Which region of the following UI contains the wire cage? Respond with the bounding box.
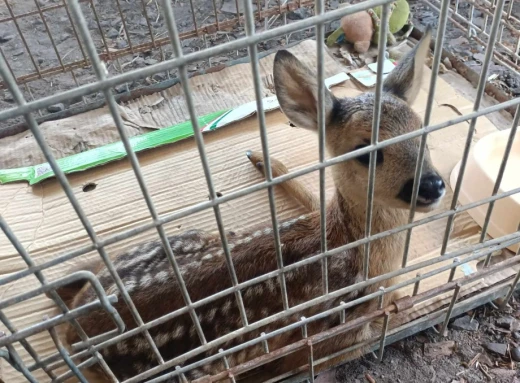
[1,0,520,382]
[426,0,520,73]
[0,0,321,131]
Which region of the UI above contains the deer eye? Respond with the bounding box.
[354,145,384,166]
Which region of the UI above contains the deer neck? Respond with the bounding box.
[333,189,409,279]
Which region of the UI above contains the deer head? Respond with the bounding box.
[273,28,445,213]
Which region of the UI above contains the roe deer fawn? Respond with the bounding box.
[53,28,445,382]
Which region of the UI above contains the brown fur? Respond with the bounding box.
[53,29,442,382]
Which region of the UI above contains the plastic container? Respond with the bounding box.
[450,127,520,253]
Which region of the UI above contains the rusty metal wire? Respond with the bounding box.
[1,0,520,382]
[0,0,314,91]
[426,0,520,73]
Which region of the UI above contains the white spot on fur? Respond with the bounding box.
[263,228,272,235]
[172,240,182,251]
[202,254,213,261]
[154,333,171,347]
[252,230,262,238]
[106,284,118,296]
[222,300,232,314]
[172,325,185,339]
[206,308,218,322]
[155,270,169,281]
[266,280,276,293]
[182,242,195,252]
[132,337,149,354]
[125,278,138,294]
[140,274,153,288]
[116,341,129,354]
[121,246,162,270]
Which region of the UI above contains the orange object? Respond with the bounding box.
[340,10,374,53]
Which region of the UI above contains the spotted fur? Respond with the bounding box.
[53,29,442,382]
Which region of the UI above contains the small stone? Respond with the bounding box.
[220,0,257,15]
[110,17,122,27]
[37,58,44,65]
[116,40,128,49]
[152,73,166,82]
[12,50,24,57]
[287,7,312,20]
[106,28,120,39]
[511,347,520,362]
[496,316,518,330]
[451,316,479,331]
[473,53,486,63]
[0,34,14,44]
[47,103,65,113]
[144,58,158,65]
[478,353,494,367]
[485,342,508,357]
[424,341,455,358]
[60,33,71,42]
[314,369,335,383]
[88,19,97,30]
[415,334,429,343]
[514,331,520,340]
[2,90,14,102]
[490,368,516,379]
[114,84,128,94]
[134,57,145,67]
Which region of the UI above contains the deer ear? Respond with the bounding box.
[273,50,336,131]
[383,27,432,104]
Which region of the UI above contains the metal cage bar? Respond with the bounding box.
[243,0,290,310]
[401,0,451,268]
[363,3,390,281]
[316,0,328,296]
[1,0,520,382]
[441,0,507,255]
[0,0,316,91]
[160,0,250,328]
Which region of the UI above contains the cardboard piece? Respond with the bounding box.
[0,72,349,185]
[349,59,397,88]
[0,41,513,383]
[0,40,346,170]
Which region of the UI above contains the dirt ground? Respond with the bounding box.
[1,0,520,382]
[2,0,518,130]
[332,291,520,383]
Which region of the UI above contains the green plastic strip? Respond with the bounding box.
[0,109,228,185]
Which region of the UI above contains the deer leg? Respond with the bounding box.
[46,259,104,308]
[246,150,320,213]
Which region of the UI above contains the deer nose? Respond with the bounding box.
[398,174,445,205]
[418,174,445,202]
